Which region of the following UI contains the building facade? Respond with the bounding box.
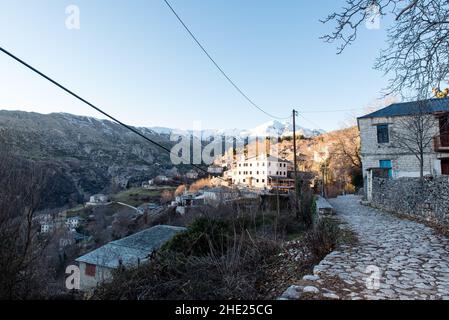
[358,98,449,192]
[225,155,294,190]
[75,225,186,291]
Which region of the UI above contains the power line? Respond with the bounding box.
[299,113,324,130]
[0,46,221,180]
[300,108,365,113]
[162,0,290,120]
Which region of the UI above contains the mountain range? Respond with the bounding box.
[0,110,324,209]
[149,120,325,141]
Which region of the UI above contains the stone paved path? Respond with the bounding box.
[313,195,449,300]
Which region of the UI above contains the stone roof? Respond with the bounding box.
[243,155,292,163]
[75,225,186,268]
[358,98,449,120]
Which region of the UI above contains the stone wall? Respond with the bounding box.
[371,176,449,226]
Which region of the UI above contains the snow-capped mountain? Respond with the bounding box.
[148,120,325,141]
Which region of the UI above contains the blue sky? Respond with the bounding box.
[0,0,393,131]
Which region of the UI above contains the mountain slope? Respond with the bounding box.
[0,110,176,208]
[0,110,325,209]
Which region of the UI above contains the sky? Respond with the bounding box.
[0,0,394,132]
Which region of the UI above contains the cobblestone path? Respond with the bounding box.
[312,195,449,300]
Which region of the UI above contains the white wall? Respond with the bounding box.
[79,262,113,291]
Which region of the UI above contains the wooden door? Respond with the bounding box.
[439,115,449,147]
[442,159,449,175]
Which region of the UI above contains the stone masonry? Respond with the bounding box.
[280,195,449,300]
[372,176,449,226]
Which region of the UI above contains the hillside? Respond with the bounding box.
[0,110,176,208]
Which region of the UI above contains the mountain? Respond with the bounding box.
[0,110,324,209]
[0,110,178,209]
[240,120,325,138]
[148,120,324,141]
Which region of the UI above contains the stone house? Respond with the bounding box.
[86,194,110,206]
[203,187,239,205]
[185,170,199,179]
[357,98,449,197]
[75,225,186,291]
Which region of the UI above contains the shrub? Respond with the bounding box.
[93,234,280,300]
[304,217,340,263]
[161,217,232,256]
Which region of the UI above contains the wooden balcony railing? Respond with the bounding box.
[434,134,449,152]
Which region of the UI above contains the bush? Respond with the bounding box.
[93,234,280,300]
[161,217,232,256]
[304,217,340,263]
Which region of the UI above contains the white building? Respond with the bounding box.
[40,222,54,234]
[66,216,85,230]
[185,170,199,179]
[225,155,293,190]
[86,194,110,206]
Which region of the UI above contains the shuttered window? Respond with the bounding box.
[377,124,389,143]
[85,263,96,277]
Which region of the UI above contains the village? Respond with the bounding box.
[2,0,449,307]
[25,95,449,299]
[34,148,324,291]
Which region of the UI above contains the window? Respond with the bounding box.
[262,179,265,183]
[379,160,393,178]
[377,124,389,143]
[85,263,96,277]
[256,179,259,183]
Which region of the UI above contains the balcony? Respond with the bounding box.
[434,134,449,152]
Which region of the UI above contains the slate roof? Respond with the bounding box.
[245,155,291,163]
[75,225,186,268]
[204,187,235,193]
[358,98,449,120]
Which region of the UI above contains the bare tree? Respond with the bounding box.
[322,0,449,97]
[390,100,438,179]
[0,151,52,299]
[332,127,362,170]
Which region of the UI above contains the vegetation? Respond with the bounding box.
[111,187,166,207]
[93,188,341,300]
[188,178,213,193]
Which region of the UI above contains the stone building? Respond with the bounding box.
[358,98,449,196]
[75,225,186,291]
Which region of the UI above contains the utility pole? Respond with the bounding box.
[292,109,299,219]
